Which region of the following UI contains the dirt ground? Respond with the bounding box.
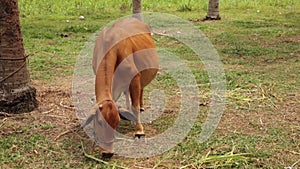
[1,78,76,138]
[1,73,299,168]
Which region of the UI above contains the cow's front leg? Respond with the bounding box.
[140,88,145,112]
[130,73,144,138]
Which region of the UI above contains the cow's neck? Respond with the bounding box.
[95,53,117,104]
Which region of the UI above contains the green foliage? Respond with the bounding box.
[178,0,193,12]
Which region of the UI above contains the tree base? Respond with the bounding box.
[0,86,38,114]
[189,15,221,23]
[203,15,221,21]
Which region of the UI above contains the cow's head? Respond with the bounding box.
[85,100,120,158]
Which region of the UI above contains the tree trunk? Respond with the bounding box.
[132,0,143,21]
[205,0,221,20]
[0,0,38,113]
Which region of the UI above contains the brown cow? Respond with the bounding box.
[87,18,158,158]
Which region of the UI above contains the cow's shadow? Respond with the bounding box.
[116,120,136,135]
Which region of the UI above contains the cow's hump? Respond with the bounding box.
[93,18,151,74]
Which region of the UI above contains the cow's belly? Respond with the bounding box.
[140,68,158,88]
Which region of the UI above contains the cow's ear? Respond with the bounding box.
[83,114,95,128]
[99,104,103,111]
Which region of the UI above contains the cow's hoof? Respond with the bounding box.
[102,152,114,159]
[134,134,145,139]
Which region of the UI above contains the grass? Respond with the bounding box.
[18,0,300,16]
[0,0,299,168]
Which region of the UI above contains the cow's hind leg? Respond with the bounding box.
[130,73,145,138]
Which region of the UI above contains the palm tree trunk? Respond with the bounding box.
[205,0,221,20]
[132,0,143,21]
[0,0,38,113]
